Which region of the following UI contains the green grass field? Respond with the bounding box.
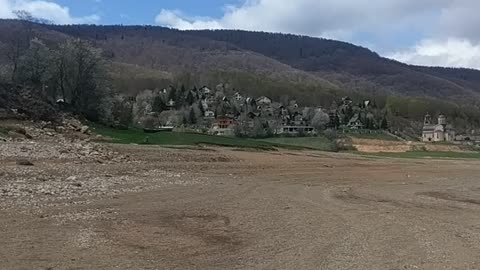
[360,151,480,160]
[92,126,304,150]
[257,136,336,151]
[91,126,480,159]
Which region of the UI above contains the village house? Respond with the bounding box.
[261,106,275,117]
[256,96,272,106]
[363,100,375,109]
[232,92,244,101]
[276,125,316,136]
[275,104,288,116]
[202,86,212,95]
[204,110,215,118]
[347,114,365,129]
[167,99,176,110]
[342,96,353,106]
[210,116,235,136]
[422,113,455,142]
[238,112,258,129]
[205,95,215,106]
[201,99,209,110]
[291,114,305,126]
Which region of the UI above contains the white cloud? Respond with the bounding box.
[387,0,480,68]
[0,0,99,24]
[155,0,445,40]
[155,10,222,30]
[437,0,480,42]
[154,0,480,68]
[0,0,15,18]
[388,38,480,69]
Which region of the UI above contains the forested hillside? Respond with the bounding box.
[40,23,480,101]
[189,30,480,100]
[2,19,480,132]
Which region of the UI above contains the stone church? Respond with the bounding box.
[422,113,455,142]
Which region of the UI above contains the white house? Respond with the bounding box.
[202,87,212,95]
[276,125,316,136]
[233,92,243,101]
[204,110,215,118]
[256,96,272,106]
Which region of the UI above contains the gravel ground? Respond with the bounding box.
[2,131,480,269]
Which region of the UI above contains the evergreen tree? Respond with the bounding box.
[197,102,205,116]
[216,104,226,116]
[381,118,389,129]
[186,91,195,105]
[189,108,197,125]
[343,114,350,125]
[152,96,166,112]
[175,85,187,108]
[346,106,354,119]
[168,86,176,102]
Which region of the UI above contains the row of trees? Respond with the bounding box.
[0,34,393,137]
[2,34,111,121]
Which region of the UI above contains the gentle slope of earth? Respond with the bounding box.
[2,140,480,269]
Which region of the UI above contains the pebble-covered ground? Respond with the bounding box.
[2,121,480,270]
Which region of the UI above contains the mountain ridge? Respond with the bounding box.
[2,19,480,105]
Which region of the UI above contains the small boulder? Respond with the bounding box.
[55,126,66,133]
[7,130,24,139]
[13,127,27,135]
[80,126,90,134]
[16,159,34,166]
[66,176,77,181]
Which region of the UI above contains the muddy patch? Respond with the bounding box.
[104,210,246,263]
[418,191,480,206]
[333,188,399,206]
[334,188,461,210]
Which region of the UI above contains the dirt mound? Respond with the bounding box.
[351,138,412,153]
[352,137,473,153]
[0,83,59,121]
[0,119,132,164]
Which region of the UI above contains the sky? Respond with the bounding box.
[1,0,480,69]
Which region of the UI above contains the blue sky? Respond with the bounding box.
[54,0,242,25]
[30,0,422,53]
[1,0,480,69]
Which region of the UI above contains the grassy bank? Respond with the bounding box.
[93,126,303,150]
[257,136,336,151]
